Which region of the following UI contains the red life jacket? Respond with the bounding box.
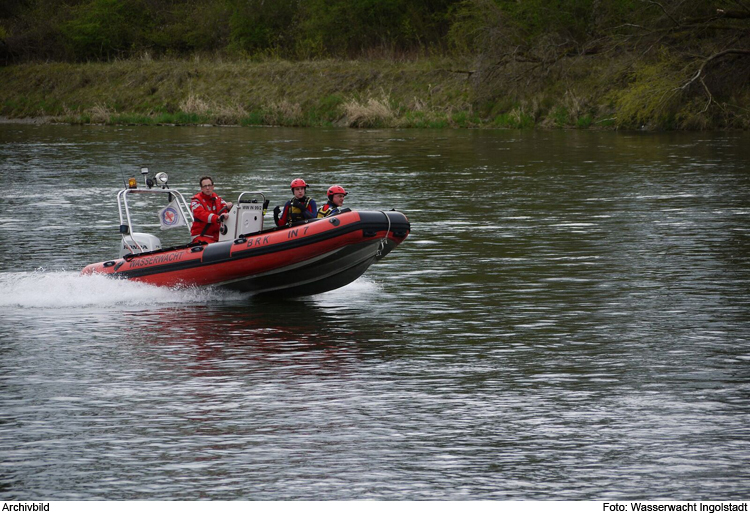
[190,191,228,242]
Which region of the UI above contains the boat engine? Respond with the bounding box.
[119,232,162,257]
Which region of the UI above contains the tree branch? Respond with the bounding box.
[681,48,750,90]
[644,1,681,26]
[679,49,750,112]
[699,76,713,113]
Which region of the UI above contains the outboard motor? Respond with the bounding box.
[120,232,162,257]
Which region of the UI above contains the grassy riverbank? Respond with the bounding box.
[1,55,748,130]
[0,57,481,128]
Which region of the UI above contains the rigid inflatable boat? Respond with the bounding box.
[81,169,410,296]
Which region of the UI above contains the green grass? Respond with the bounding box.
[1,55,747,130]
[493,109,535,129]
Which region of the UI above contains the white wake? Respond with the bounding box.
[0,270,244,308]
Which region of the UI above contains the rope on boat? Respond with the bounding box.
[377,211,391,257]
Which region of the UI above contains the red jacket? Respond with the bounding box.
[190,191,229,242]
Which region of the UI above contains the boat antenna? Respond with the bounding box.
[116,154,128,189]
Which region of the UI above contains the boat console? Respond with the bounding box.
[218,192,268,242]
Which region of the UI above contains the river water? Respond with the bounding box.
[0,124,749,500]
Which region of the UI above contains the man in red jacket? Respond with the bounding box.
[190,176,233,244]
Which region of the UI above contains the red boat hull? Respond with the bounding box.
[81,210,410,296]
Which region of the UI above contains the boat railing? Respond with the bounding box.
[117,186,193,255]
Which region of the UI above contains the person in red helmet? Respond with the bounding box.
[190,175,233,244]
[274,178,318,227]
[317,185,348,218]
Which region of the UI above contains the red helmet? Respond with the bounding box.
[327,185,348,199]
[290,178,308,190]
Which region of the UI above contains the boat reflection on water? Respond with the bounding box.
[116,298,376,379]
